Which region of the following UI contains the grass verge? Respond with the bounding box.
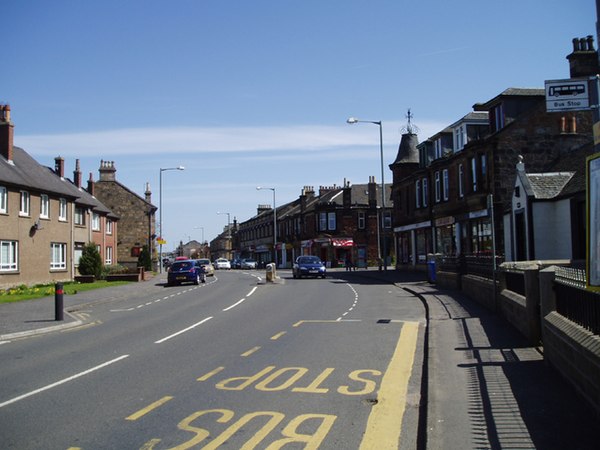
[0,280,131,304]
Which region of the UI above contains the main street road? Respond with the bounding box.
[0,270,426,449]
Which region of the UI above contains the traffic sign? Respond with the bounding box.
[545,77,591,112]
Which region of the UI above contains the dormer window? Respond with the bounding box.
[434,139,443,159]
[491,103,505,133]
[454,125,466,152]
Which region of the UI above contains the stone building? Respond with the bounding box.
[93,160,157,270]
[389,36,597,268]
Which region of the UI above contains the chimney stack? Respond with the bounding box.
[55,156,65,178]
[0,104,14,162]
[145,182,152,203]
[87,173,95,196]
[368,176,377,207]
[567,35,600,78]
[74,159,82,188]
[99,160,117,181]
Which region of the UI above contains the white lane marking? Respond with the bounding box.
[223,299,245,312]
[337,282,360,321]
[0,355,130,409]
[222,286,260,311]
[154,317,213,344]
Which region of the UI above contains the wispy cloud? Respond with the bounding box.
[15,121,448,158]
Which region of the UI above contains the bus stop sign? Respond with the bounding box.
[545,77,591,112]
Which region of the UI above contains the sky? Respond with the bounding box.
[3,0,594,251]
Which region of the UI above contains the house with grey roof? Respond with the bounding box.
[504,143,592,262]
[0,105,118,289]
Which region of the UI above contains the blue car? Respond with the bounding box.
[292,256,327,279]
[167,259,206,286]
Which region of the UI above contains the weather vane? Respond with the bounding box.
[401,108,419,134]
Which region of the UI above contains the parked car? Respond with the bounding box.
[231,259,242,269]
[167,260,206,286]
[196,258,215,276]
[293,256,327,279]
[240,258,257,269]
[214,258,231,270]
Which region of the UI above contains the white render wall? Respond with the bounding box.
[532,199,572,259]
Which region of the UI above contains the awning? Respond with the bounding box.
[332,238,354,247]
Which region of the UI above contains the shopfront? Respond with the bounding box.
[394,221,432,267]
[434,216,457,256]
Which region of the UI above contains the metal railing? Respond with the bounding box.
[437,254,504,280]
[554,267,600,335]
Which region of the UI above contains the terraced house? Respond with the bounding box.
[0,105,118,289]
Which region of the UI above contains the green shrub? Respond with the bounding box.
[137,245,152,271]
[78,243,103,278]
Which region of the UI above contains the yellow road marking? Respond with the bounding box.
[360,321,420,449]
[270,331,287,340]
[126,396,174,421]
[197,366,225,382]
[241,346,261,357]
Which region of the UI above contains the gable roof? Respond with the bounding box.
[0,147,79,199]
[525,172,575,199]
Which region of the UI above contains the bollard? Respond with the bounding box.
[266,263,274,282]
[55,282,64,321]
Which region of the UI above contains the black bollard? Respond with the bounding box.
[55,282,64,321]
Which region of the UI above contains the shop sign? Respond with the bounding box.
[468,209,488,219]
[434,216,455,227]
[393,220,431,232]
[332,238,354,247]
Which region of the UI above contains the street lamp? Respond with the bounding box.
[159,166,185,273]
[347,117,387,270]
[217,212,231,259]
[256,186,277,267]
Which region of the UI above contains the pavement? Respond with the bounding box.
[0,275,165,340]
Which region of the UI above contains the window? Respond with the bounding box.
[383,211,392,228]
[106,220,113,234]
[40,194,49,218]
[0,186,7,213]
[454,125,466,151]
[105,246,113,265]
[434,139,443,159]
[327,212,336,230]
[50,243,67,270]
[458,164,465,198]
[480,154,487,187]
[415,180,421,208]
[20,191,30,216]
[317,212,326,231]
[443,169,449,201]
[75,207,85,225]
[358,212,365,229]
[1,240,18,271]
[59,198,67,221]
[92,212,100,231]
[435,171,441,203]
[471,158,478,192]
[422,178,428,207]
[492,103,504,132]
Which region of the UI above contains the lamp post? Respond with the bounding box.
[256,186,277,267]
[159,166,185,273]
[217,212,231,259]
[347,117,387,270]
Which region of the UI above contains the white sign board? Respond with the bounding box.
[545,78,590,112]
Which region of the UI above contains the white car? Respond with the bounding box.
[240,258,257,269]
[214,258,231,270]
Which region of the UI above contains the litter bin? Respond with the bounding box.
[427,259,436,282]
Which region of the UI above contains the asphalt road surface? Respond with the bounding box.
[0,270,426,449]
